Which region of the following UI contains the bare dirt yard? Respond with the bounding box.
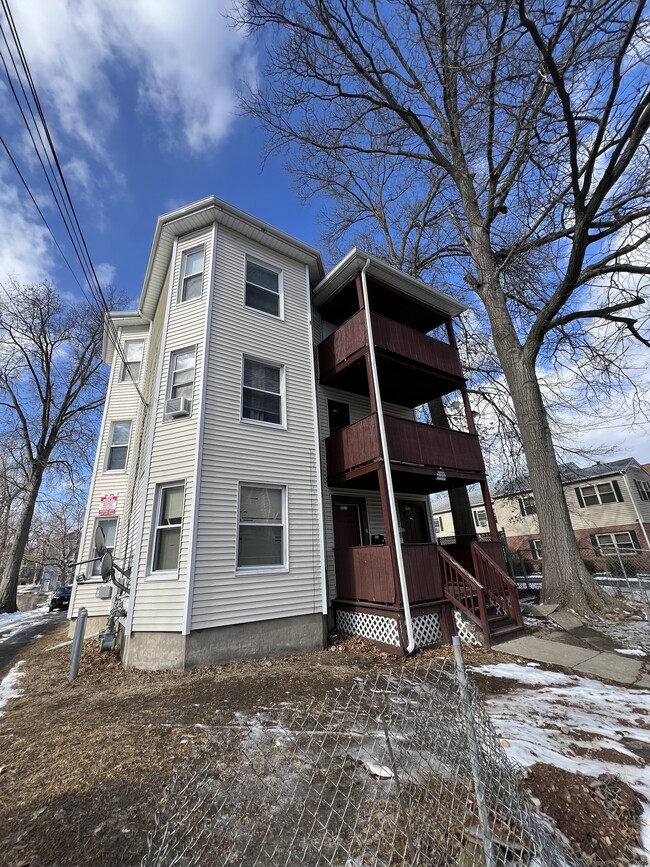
[0,625,646,866]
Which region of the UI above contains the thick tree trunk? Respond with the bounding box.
[0,465,44,614]
[498,352,614,611]
[427,399,477,542]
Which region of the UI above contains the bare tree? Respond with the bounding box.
[0,280,108,613]
[239,0,650,612]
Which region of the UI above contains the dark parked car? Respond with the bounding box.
[49,585,72,612]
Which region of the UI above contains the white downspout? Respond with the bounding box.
[622,474,650,550]
[360,260,415,654]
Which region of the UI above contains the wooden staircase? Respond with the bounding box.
[438,543,524,648]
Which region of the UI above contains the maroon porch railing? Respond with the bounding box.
[318,309,367,379]
[384,417,485,475]
[402,543,443,602]
[325,414,381,478]
[438,546,490,645]
[471,542,523,626]
[371,313,463,380]
[334,545,395,604]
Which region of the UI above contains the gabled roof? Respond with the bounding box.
[493,457,646,498]
[313,248,466,319]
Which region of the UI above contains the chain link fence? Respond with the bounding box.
[143,652,579,867]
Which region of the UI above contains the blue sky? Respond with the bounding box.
[1,0,648,466]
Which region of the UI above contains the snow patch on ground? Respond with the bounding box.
[0,608,50,644]
[0,661,25,716]
[471,662,650,854]
[615,648,647,657]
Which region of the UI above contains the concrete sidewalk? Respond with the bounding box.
[497,608,650,688]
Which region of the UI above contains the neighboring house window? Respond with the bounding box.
[245,260,282,317]
[434,516,444,533]
[92,517,117,576]
[473,509,487,528]
[635,479,650,502]
[576,481,623,507]
[237,484,286,570]
[529,539,542,560]
[242,358,283,425]
[120,340,144,382]
[519,495,537,516]
[179,247,204,302]
[168,347,196,402]
[150,483,185,573]
[106,421,131,471]
[592,532,640,556]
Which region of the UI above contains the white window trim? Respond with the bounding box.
[433,515,444,533]
[519,495,537,516]
[473,508,487,528]
[104,420,132,474]
[594,531,637,555]
[178,245,205,304]
[240,355,286,429]
[530,539,542,560]
[235,482,289,575]
[147,481,185,580]
[119,339,144,384]
[244,256,284,321]
[166,346,197,416]
[579,481,618,506]
[90,516,119,579]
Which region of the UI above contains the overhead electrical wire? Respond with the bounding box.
[0,0,146,404]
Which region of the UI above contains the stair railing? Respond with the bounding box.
[438,547,491,646]
[470,543,523,627]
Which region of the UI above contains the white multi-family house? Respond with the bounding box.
[70,197,521,669]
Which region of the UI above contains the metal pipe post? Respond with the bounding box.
[68,607,88,683]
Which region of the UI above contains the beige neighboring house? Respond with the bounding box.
[430,488,501,539]
[431,459,650,567]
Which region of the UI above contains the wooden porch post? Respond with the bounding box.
[480,479,499,542]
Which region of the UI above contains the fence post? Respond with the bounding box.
[452,636,496,867]
[69,607,87,683]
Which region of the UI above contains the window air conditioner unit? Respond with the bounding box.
[166,396,191,418]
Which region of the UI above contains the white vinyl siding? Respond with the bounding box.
[192,227,322,630]
[130,228,212,632]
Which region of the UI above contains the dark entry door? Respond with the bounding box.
[398,501,430,543]
[328,400,350,435]
[332,498,368,547]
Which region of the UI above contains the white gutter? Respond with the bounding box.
[305,264,329,615]
[360,260,415,654]
[622,474,650,550]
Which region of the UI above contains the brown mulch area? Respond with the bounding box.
[525,763,646,864]
[0,627,645,866]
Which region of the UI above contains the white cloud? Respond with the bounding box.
[11,0,256,155]
[0,172,55,286]
[95,262,116,286]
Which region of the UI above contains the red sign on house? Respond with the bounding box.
[99,493,118,516]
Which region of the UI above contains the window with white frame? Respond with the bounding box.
[594,532,638,556]
[473,508,487,528]
[106,420,131,471]
[529,539,542,560]
[635,478,650,502]
[150,483,185,574]
[92,517,117,576]
[245,260,282,317]
[519,495,537,516]
[168,347,196,402]
[433,515,444,533]
[179,247,204,302]
[237,485,286,570]
[578,481,620,506]
[242,358,283,425]
[120,339,144,382]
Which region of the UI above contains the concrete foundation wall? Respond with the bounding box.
[119,613,327,671]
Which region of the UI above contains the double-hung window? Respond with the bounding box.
[121,340,144,383]
[594,532,639,556]
[473,509,487,528]
[635,479,650,502]
[434,516,444,533]
[237,485,286,570]
[151,483,185,574]
[180,247,204,302]
[169,347,196,402]
[245,260,282,317]
[92,517,117,576]
[519,495,537,516]
[529,539,542,560]
[106,420,131,471]
[577,481,620,506]
[242,358,283,426]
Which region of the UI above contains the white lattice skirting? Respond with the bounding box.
[336,609,401,647]
[454,610,485,647]
[412,613,442,648]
